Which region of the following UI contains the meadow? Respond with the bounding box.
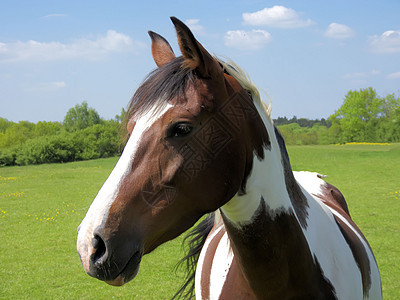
[0,144,399,299]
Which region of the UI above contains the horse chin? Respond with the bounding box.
[106,276,126,287]
[105,251,142,286]
[105,265,140,286]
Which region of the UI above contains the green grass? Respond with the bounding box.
[0,159,186,299]
[0,144,399,299]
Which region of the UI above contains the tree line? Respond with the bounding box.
[274,116,331,128]
[0,102,126,166]
[1,87,399,166]
[275,87,400,145]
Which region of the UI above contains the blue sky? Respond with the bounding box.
[1,0,400,123]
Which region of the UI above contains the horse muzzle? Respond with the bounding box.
[77,225,143,286]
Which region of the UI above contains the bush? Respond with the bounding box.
[0,101,126,166]
[15,134,78,165]
[0,122,122,166]
[0,148,17,166]
[74,123,121,159]
[277,123,330,145]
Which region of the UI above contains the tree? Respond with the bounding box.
[114,108,126,124]
[0,122,34,149]
[63,101,101,132]
[329,88,400,143]
[329,87,382,142]
[0,117,12,133]
[34,121,62,137]
[379,96,400,142]
[380,93,400,119]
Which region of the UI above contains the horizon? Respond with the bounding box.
[0,100,335,124]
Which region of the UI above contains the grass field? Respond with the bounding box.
[0,144,399,299]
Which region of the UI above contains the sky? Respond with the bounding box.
[1,0,400,123]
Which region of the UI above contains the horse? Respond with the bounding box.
[76,17,382,299]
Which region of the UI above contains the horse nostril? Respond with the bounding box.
[92,234,107,265]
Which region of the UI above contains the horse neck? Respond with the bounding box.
[221,103,301,225]
[219,104,317,298]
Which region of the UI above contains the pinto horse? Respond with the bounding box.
[77,17,382,299]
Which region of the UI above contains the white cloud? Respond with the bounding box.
[185,19,205,35]
[324,23,355,39]
[0,30,144,63]
[224,29,271,50]
[342,70,381,79]
[368,30,400,54]
[242,6,313,28]
[387,72,400,79]
[24,81,67,92]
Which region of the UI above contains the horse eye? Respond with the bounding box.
[169,123,193,138]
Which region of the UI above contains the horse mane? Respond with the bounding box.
[173,213,215,299]
[123,56,196,130]
[218,58,272,119]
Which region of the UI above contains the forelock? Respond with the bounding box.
[126,56,196,121]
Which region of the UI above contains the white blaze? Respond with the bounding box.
[76,104,172,270]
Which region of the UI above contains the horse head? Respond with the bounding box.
[76,17,269,286]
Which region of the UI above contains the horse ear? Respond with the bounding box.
[148,31,176,67]
[170,17,221,78]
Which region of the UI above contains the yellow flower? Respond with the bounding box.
[345,142,391,146]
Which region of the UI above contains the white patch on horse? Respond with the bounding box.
[76,104,172,270]
[294,172,363,299]
[295,171,382,299]
[328,207,382,299]
[293,171,326,196]
[221,108,292,226]
[209,232,233,300]
[195,225,224,300]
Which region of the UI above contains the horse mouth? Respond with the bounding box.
[105,250,143,286]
